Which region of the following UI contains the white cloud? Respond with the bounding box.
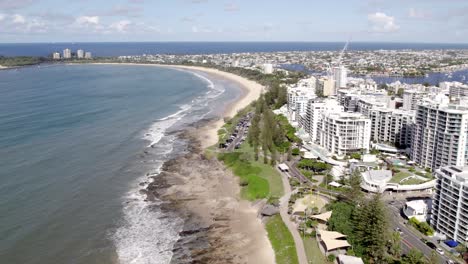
[12,14,26,24]
[368,12,400,33]
[75,16,100,26]
[0,14,5,22]
[110,20,132,32]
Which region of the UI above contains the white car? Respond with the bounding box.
[446,260,454,264]
[436,248,445,255]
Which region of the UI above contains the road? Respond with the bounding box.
[286,159,452,263]
[278,168,308,264]
[386,200,449,263]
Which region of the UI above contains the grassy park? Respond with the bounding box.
[266,215,299,264]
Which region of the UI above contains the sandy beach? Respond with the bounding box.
[93,63,264,148]
[94,62,276,263]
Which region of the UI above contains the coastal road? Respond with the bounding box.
[278,168,308,264]
[386,201,449,263]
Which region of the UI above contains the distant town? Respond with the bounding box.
[52,48,92,60]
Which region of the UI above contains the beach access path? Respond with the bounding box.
[278,168,308,264]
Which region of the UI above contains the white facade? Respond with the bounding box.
[442,82,468,99]
[84,52,92,59]
[403,200,430,222]
[287,84,315,122]
[333,65,347,91]
[77,49,84,59]
[403,90,427,111]
[369,108,415,148]
[411,99,468,170]
[52,52,60,60]
[63,48,71,59]
[318,111,371,156]
[432,166,468,244]
[263,63,274,74]
[303,99,343,142]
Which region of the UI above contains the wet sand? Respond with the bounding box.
[124,64,275,263]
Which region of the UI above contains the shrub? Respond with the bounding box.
[292,148,300,156]
[350,153,361,160]
[408,217,434,236]
[327,254,336,262]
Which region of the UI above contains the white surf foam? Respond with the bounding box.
[113,69,228,264]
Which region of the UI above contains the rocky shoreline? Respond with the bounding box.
[143,121,274,264]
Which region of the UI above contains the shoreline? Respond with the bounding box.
[109,62,275,263]
[91,62,264,148]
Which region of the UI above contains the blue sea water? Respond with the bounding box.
[1,42,468,57]
[0,64,242,263]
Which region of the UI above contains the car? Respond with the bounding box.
[446,260,455,264]
[436,248,445,255]
[394,227,403,234]
[426,241,437,249]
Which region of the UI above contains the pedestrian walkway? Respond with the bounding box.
[278,168,308,264]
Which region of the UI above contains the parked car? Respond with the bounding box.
[446,260,454,264]
[436,248,445,255]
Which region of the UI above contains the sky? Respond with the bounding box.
[0,0,467,43]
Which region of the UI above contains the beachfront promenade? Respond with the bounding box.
[278,168,308,264]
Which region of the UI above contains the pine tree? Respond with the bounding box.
[354,194,389,263]
[343,170,363,203]
[287,146,292,161]
[388,231,401,258]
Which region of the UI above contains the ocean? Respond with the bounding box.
[1,42,468,57]
[0,64,242,263]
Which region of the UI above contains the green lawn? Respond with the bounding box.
[303,236,328,264]
[390,171,412,183]
[236,142,284,198]
[401,178,428,185]
[266,215,299,264]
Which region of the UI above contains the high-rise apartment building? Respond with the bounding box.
[431,166,468,244]
[318,111,371,156]
[77,49,84,59]
[411,99,468,170]
[63,49,72,59]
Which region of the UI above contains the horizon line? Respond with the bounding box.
[1,41,468,45]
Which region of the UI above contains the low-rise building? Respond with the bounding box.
[403,200,430,222]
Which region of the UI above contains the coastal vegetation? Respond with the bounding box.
[218,142,284,201]
[266,215,299,264]
[327,194,391,263]
[0,56,46,67]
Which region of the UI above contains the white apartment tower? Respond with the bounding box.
[304,99,343,143]
[318,111,371,156]
[431,166,468,244]
[63,49,72,59]
[84,52,92,59]
[369,109,415,148]
[287,86,315,122]
[77,49,84,59]
[411,100,468,170]
[52,52,61,60]
[403,90,427,111]
[333,65,347,91]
